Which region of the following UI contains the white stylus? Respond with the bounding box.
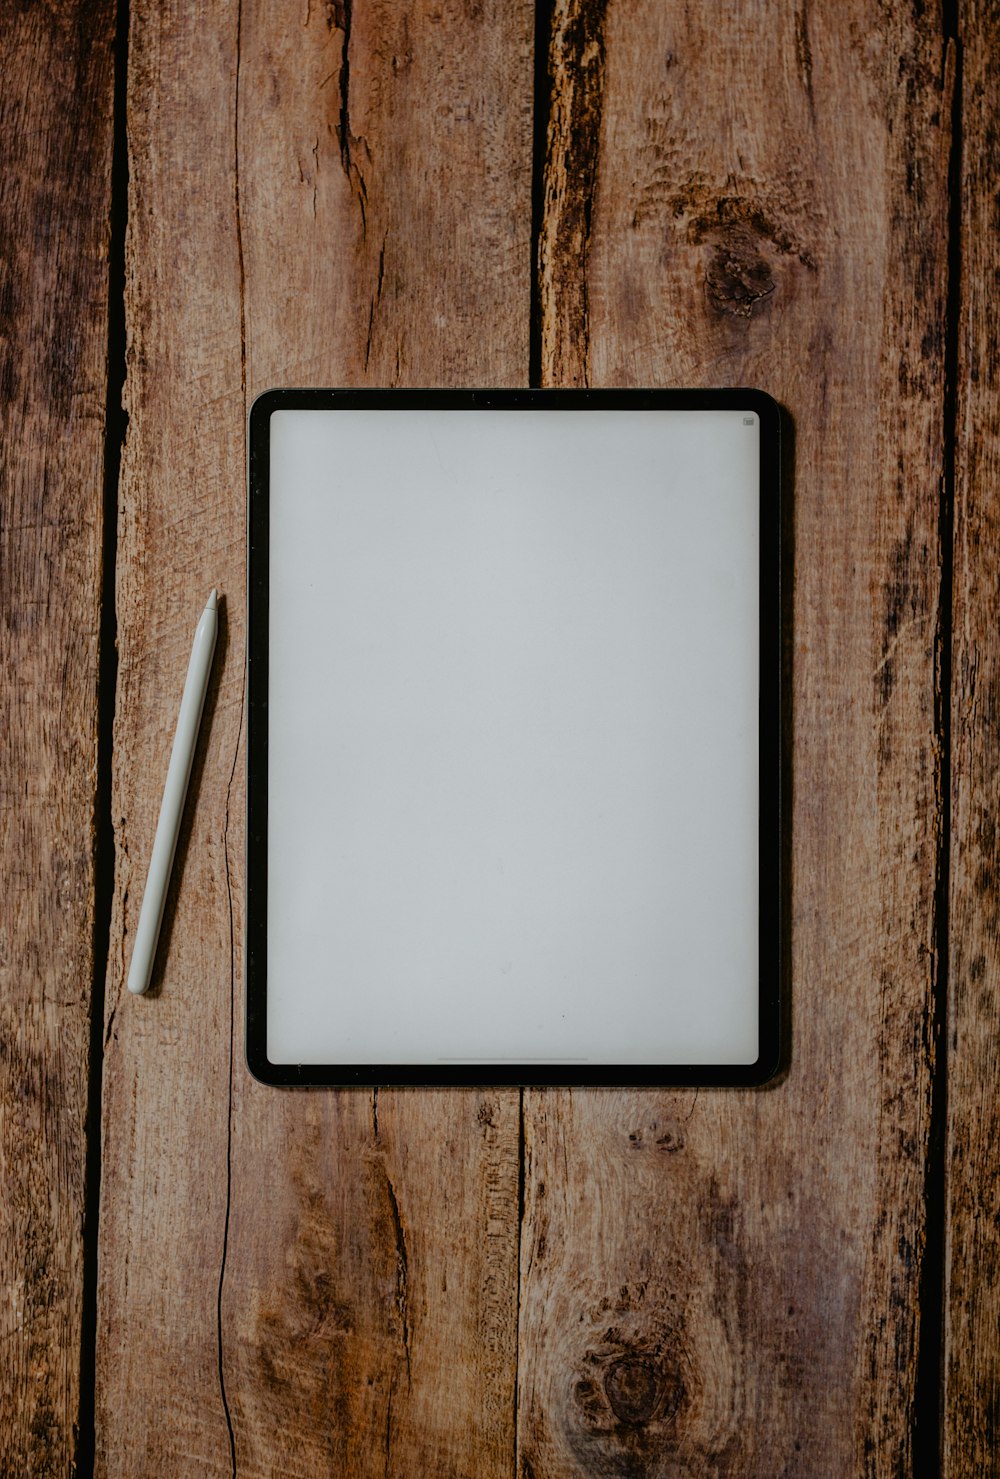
[127,589,219,995]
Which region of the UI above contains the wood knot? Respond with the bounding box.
[679,195,817,321]
[704,229,775,318]
[603,1355,682,1427]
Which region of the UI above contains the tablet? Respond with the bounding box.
[246,388,783,1086]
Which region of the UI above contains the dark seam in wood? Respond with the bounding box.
[561,0,607,385]
[234,0,248,415]
[218,649,244,1476]
[77,0,129,1470]
[540,0,607,387]
[513,1086,525,1474]
[216,2,246,1473]
[529,0,555,386]
[913,19,961,1479]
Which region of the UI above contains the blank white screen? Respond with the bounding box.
[266,408,759,1065]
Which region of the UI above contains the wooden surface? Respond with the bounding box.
[0,2,114,1472]
[945,0,1000,1469]
[2,0,997,1474]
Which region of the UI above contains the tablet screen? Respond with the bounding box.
[247,390,781,1085]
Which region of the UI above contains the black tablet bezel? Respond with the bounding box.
[246,387,785,1088]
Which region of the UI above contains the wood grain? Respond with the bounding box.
[521,3,951,1474]
[0,2,114,1472]
[96,0,532,1473]
[944,3,1000,1470]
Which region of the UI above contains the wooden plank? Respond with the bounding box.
[94,2,247,1466]
[96,1,532,1473]
[521,3,951,1474]
[944,4,1000,1470]
[0,2,114,1472]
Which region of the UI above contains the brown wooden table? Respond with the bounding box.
[3,1,996,1474]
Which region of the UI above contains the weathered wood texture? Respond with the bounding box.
[95,1,532,1474]
[0,2,114,1472]
[522,3,951,1475]
[945,3,1000,1471]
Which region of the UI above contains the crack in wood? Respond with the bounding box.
[382,1166,412,1390]
[795,3,816,120]
[335,0,353,177]
[383,1376,394,1477]
[103,999,117,1049]
[333,0,368,238]
[364,231,388,372]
